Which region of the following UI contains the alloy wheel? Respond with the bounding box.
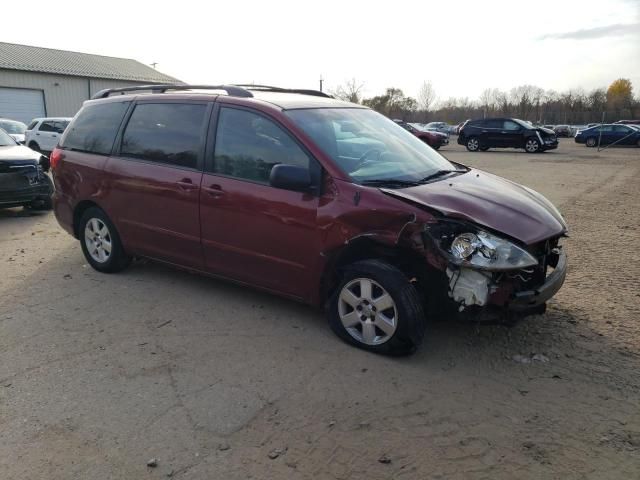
[467,138,479,151]
[84,218,112,263]
[338,278,398,346]
[525,139,539,152]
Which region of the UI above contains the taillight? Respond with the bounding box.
[50,147,63,170]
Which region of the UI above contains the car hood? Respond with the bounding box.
[537,127,555,135]
[0,144,41,162]
[381,169,567,245]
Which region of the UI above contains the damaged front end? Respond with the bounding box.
[423,219,567,318]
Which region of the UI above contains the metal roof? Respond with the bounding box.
[0,42,180,84]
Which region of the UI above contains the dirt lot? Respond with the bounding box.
[1,139,639,479]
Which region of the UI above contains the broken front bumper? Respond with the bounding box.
[0,172,53,208]
[508,250,567,310]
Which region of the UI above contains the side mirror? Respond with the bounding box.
[39,155,50,172]
[269,164,312,192]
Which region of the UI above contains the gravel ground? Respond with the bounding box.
[1,139,639,479]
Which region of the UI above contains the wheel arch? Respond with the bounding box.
[73,200,101,238]
[319,236,433,307]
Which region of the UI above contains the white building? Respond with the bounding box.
[0,42,180,124]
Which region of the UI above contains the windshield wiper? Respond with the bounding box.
[419,169,467,183]
[361,178,420,188]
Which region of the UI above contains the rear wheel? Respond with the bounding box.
[328,259,425,356]
[586,137,597,147]
[79,207,131,273]
[466,136,480,152]
[525,137,540,153]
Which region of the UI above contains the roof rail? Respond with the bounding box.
[232,84,332,98]
[91,84,253,100]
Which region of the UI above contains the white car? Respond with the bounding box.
[0,118,28,144]
[25,117,72,153]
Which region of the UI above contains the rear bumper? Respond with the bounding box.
[508,250,567,310]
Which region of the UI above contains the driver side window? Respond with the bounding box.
[213,108,310,184]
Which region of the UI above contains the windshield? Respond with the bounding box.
[285,108,455,183]
[0,128,17,146]
[0,120,27,135]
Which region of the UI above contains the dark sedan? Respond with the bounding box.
[574,124,640,147]
[0,128,53,210]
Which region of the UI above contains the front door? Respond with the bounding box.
[501,119,525,148]
[104,101,209,269]
[199,105,320,299]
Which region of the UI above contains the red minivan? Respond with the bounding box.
[52,85,568,355]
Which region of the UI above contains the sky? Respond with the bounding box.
[3,0,639,102]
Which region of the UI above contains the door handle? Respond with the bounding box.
[176,178,198,191]
[36,133,40,136]
[203,184,225,197]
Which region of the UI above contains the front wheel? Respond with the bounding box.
[586,137,597,148]
[328,260,426,355]
[28,141,41,153]
[79,207,131,273]
[524,137,540,153]
[466,136,480,152]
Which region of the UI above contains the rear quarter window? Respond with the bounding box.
[61,102,130,155]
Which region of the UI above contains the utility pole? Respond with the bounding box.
[150,62,158,69]
[319,75,324,92]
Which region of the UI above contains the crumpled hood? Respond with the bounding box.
[381,169,567,245]
[536,127,555,136]
[0,144,41,162]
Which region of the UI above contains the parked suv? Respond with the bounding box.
[52,85,568,355]
[0,128,53,210]
[25,117,72,153]
[458,118,558,153]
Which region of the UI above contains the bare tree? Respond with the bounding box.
[417,81,436,113]
[331,78,364,104]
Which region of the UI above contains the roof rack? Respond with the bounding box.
[233,84,332,98]
[91,84,253,100]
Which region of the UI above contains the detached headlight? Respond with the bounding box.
[449,231,538,270]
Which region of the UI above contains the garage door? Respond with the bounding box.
[0,88,46,124]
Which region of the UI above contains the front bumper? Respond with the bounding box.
[0,174,53,208]
[508,250,567,310]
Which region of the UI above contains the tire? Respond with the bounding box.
[328,259,426,356]
[466,136,480,152]
[479,146,490,151]
[28,141,41,153]
[637,138,640,148]
[585,137,597,148]
[524,137,540,153]
[79,207,131,273]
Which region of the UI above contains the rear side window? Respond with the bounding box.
[484,119,503,129]
[213,107,311,184]
[62,102,130,155]
[120,103,206,169]
[39,121,56,132]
